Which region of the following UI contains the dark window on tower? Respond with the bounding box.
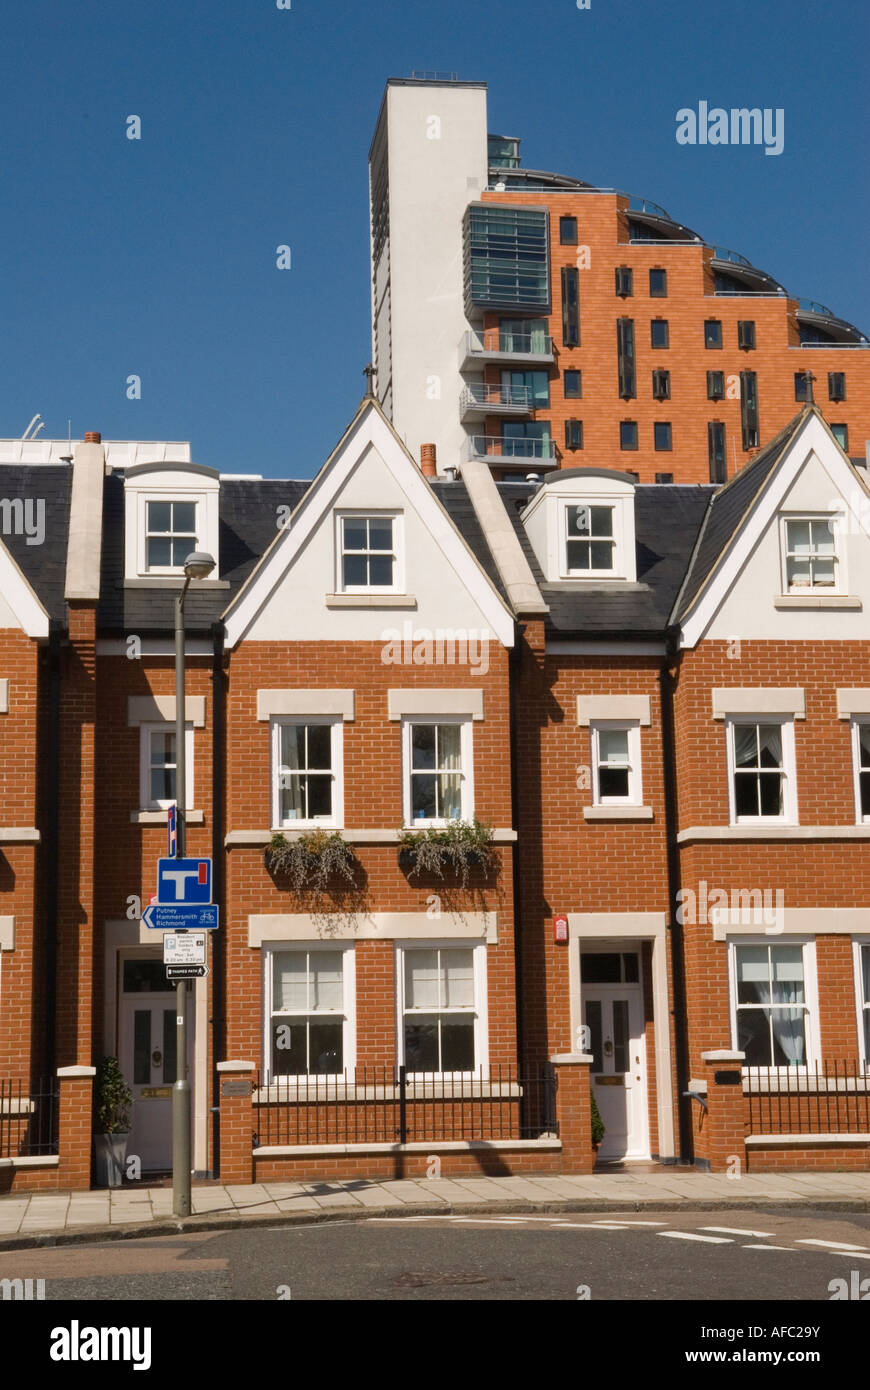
[650,319,669,349]
[564,369,582,399]
[737,320,756,350]
[616,318,636,398]
[649,268,668,297]
[615,266,633,297]
[705,319,723,349]
[560,216,578,245]
[561,267,580,347]
[707,371,725,400]
[565,419,584,450]
[794,373,812,402]
[620,420,638,450]
[828,372,846,402]
[831,423,849,451]
[708,421,727,483]
[652,369,670,400]
[740,371,759,449]
[654,422,672,451]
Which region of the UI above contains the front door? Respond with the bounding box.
[118,959,194,1173]
[582,950,649,1160]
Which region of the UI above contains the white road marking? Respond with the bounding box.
[700,1226,773,1238]
[795,1239,869,1252]
[658,1231,733,1244]
[742,1244,797,1252]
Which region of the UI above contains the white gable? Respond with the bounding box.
[0,536,50,637]
[681,413,870,646]
[223,405,514,648]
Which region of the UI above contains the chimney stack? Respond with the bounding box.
[420,443,437,477]
[84,431,101,443]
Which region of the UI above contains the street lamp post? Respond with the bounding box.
[173,550,215,1218]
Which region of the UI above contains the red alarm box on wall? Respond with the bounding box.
[553,914,569,943]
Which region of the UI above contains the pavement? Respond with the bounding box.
[3,1166,870,1249]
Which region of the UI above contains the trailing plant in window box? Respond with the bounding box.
[266,830,357,899]
[398,818,496,891]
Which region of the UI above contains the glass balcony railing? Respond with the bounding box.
[460,329,554,363]
[463,434,557,464]
[460,384,535,415]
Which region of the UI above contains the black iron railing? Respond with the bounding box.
[253,1065,557,1149]
[0,1078,59,1157]
[746,1061,870,1136]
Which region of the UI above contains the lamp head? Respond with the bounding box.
[183,550,216,580]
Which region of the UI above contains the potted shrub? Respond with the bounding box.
[590,1090,606,1150]
[398,818,496,892]
[93,1056,133,1188]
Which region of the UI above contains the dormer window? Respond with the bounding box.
[145,500,198,570]
[124,461,220,582]
[565,504,615,574]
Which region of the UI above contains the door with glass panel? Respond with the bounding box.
[582,951,649,1160]
[118,959,194,1171]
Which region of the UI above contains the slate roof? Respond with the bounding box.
[438,476,714,637]
[97,473,310,635]
[0,465,72,624]
[673,409,812,622]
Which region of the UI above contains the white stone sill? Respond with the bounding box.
[678,825,870,842]
[132,810,204,825]
[228,828,517,847]
[583,805,653,821]
[773,595,861,610]
[746,1134,870,1147]
[325,594,418,609]
[0,1154,59,1168]
[253,1139,561,1157]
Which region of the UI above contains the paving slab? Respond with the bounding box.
[223,1185,272,1204]
[310,1191,364,1209]
[263,1183,308,1200]
[378,1180,447,1205]
[275,1196,322,1212]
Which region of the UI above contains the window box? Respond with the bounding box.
[398,819,496,891]
[266,829,359,897]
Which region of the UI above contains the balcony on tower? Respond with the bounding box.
[459,381,537,421]
[463,204,550,317]
[460,325,554,369]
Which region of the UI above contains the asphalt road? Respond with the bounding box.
[3,1206,870,1302]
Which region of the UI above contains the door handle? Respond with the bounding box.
[603,1039,613,1057]
[152,1049,163,1066]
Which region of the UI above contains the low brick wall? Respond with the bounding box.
[253,1144,563,1183]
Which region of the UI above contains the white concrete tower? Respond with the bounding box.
[368,78,489,474]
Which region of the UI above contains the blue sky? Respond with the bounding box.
[1,0,867,477]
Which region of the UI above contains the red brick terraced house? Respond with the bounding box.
[2,401,870,1187]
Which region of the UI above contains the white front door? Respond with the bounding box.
[118,958,194,1173]
[582,952,649,1160]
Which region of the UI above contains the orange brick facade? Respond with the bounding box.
[480,189,870,483]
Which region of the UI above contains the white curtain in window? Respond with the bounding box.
[274,953,309,1012]
[771,947,805,1066]
[280,725,306,819]
[734,724,759,768]
[406,951,440,1010]
[442,950,474,1008]
[759,725,783,766]
[309,952,343,1011]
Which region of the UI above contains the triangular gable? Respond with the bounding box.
[223,398,515,648]
[678,409,870,648]
[0,533,50,637]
